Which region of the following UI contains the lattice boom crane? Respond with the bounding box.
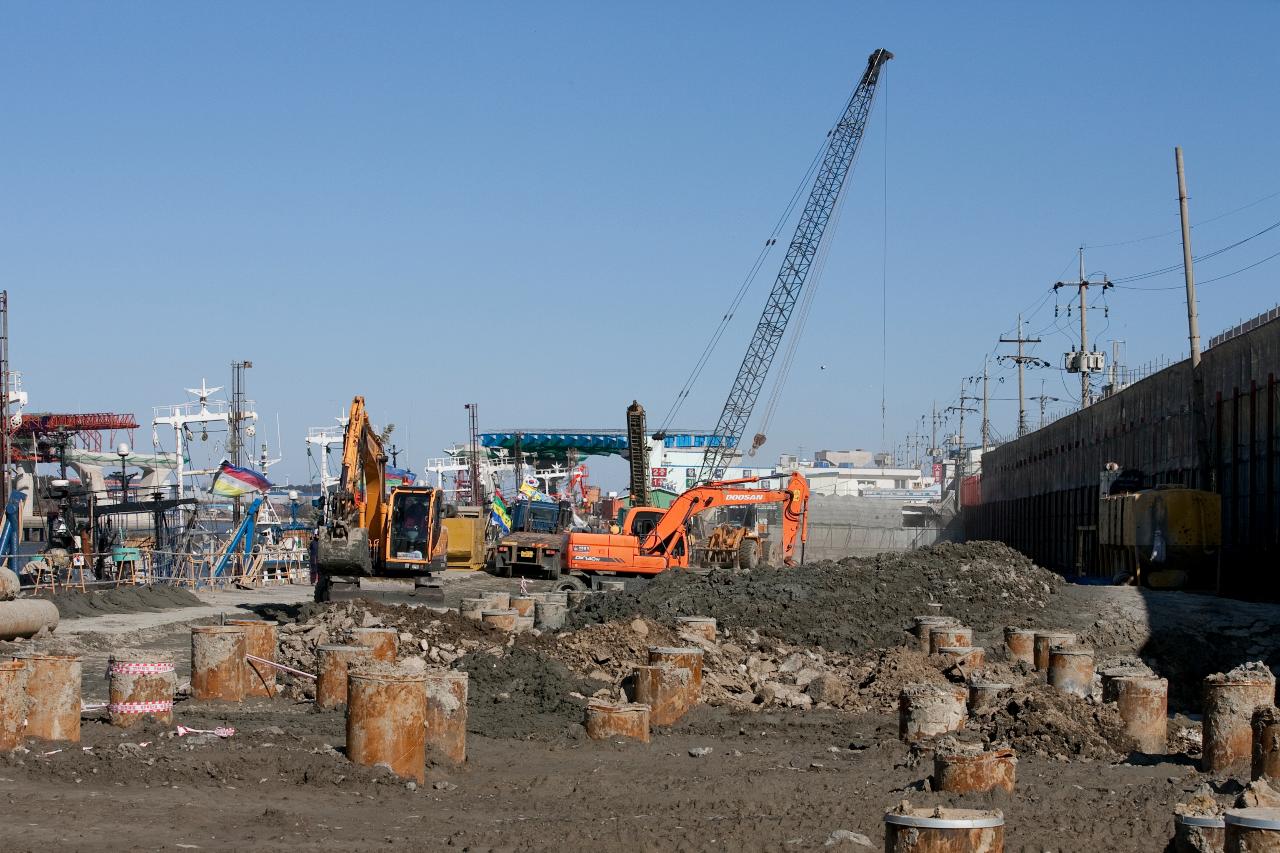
[698,48,892,483]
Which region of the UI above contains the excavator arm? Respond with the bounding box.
[641,472,810,565]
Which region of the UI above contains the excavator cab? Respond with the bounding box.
[384,486,444,570]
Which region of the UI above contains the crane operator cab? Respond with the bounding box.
[385,486,445,570]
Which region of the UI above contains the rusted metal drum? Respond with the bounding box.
[1003,627,1035,666]
[648,647,703,699]
[1032,631,1075,671]
[585,700,650,743]
[487,592,511,610]
[191,626,246,702]
[459,597,488,621]
[19,653,82,742]
[933,745,1017,793]
[510,596,536,617]
[1204,668,1276,774]
[227,619,279,697]
[912,616,956,653]
[675,616,717,643]
[1111,675,1168,754]
[1102,666,1154,700]
[1048,646,1095,698]
[1225,808,1280,852]
[884,806,1005,852]
[346,665,428,783]
[631,664,693,726]
[938,646,985,671]
[1174,813,1225,853]
[348,627,399,663]
[535,600,567,630]
[108,650,176,727]
[315,644,375,710]
[424,670,468,765]
[481,609,518,632]
[1253,707,1280,781]
[899,684,968,741]
[968,680,1012,712]
[929,626,974,655]
[0,659,28,751]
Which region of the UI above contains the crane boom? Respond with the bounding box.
[698,48,892,482]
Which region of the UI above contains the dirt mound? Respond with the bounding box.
[977,685,1131,760]
[454,646,603,740]
[571,541,1062,654]
[854,646,953,712]
[549,618,681,684]
[40,584,204,619]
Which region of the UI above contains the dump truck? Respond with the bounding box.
[493,498,573,579]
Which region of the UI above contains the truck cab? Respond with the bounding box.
[493,499,573,579]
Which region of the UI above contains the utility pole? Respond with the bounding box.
[1055,252,1111,408]
[946,385,979,513]
[1176,146,1210,491]
[1031,380,1060,430]
[981,357,990,452]
[1176,147,1202,368]
[930,401,940,462]
[999,314,1043,437]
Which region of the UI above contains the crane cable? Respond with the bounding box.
[656,132,834,436]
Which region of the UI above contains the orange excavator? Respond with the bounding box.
[558,472,809,590]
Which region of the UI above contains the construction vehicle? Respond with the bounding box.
[559,472,809,589]
[313,396,448,602]
[1091,466,1221,589]
[694,49,891,483]
[493,498,573,579]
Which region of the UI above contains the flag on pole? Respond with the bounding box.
[489,492,512,535]
[210,461,272,498]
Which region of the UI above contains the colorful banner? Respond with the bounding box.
[518,480,553,504]
[489,493,512,535]
[210,461,272,498]
[385,467,417,488]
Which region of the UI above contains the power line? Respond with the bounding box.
[1112,247,1280,291]
[1085,186,1280,249]
[1110,218,1280,284]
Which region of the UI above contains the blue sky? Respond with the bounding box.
[4,3,1278,486]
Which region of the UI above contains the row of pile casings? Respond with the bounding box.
[583,616,716,743]
[189,620,468,784]
[459,591,569,632]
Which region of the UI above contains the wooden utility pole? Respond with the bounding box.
[999,314,1043,437]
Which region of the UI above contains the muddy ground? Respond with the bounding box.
[1,543,1278,852]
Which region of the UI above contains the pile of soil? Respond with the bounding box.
[454,646,604,740]
[572,541,1063,653]
[854,646,953,712]
[40,585,204,619]
[978,685,1131,760]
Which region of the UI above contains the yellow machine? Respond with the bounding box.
[314,396,448,602]
[1097,478,1221,589]
[443,507,488,571]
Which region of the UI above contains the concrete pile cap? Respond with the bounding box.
[1051,646,1094,657]
[192,625,243,634]
[109,648,174,663]
[588,699,648,713]
[1208,661,1275,685]
[650,646,703,656]
[901,683,963,700]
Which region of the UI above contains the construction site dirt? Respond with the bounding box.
[2,542,1279,852]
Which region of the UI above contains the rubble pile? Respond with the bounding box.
[976,684,1132,760]
[571,541,1064,653]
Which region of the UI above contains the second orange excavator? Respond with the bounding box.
[558,472,809,590]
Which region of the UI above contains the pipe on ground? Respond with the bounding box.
[0,599,60,641]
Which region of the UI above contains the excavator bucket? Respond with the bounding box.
[315,526,373,575]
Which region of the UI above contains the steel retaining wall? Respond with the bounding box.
[965,314,1280,593]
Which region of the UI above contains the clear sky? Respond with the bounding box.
[4,3,1278,487]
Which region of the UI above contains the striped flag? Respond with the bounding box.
[210,461,272,498]
[489,492,512,535]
